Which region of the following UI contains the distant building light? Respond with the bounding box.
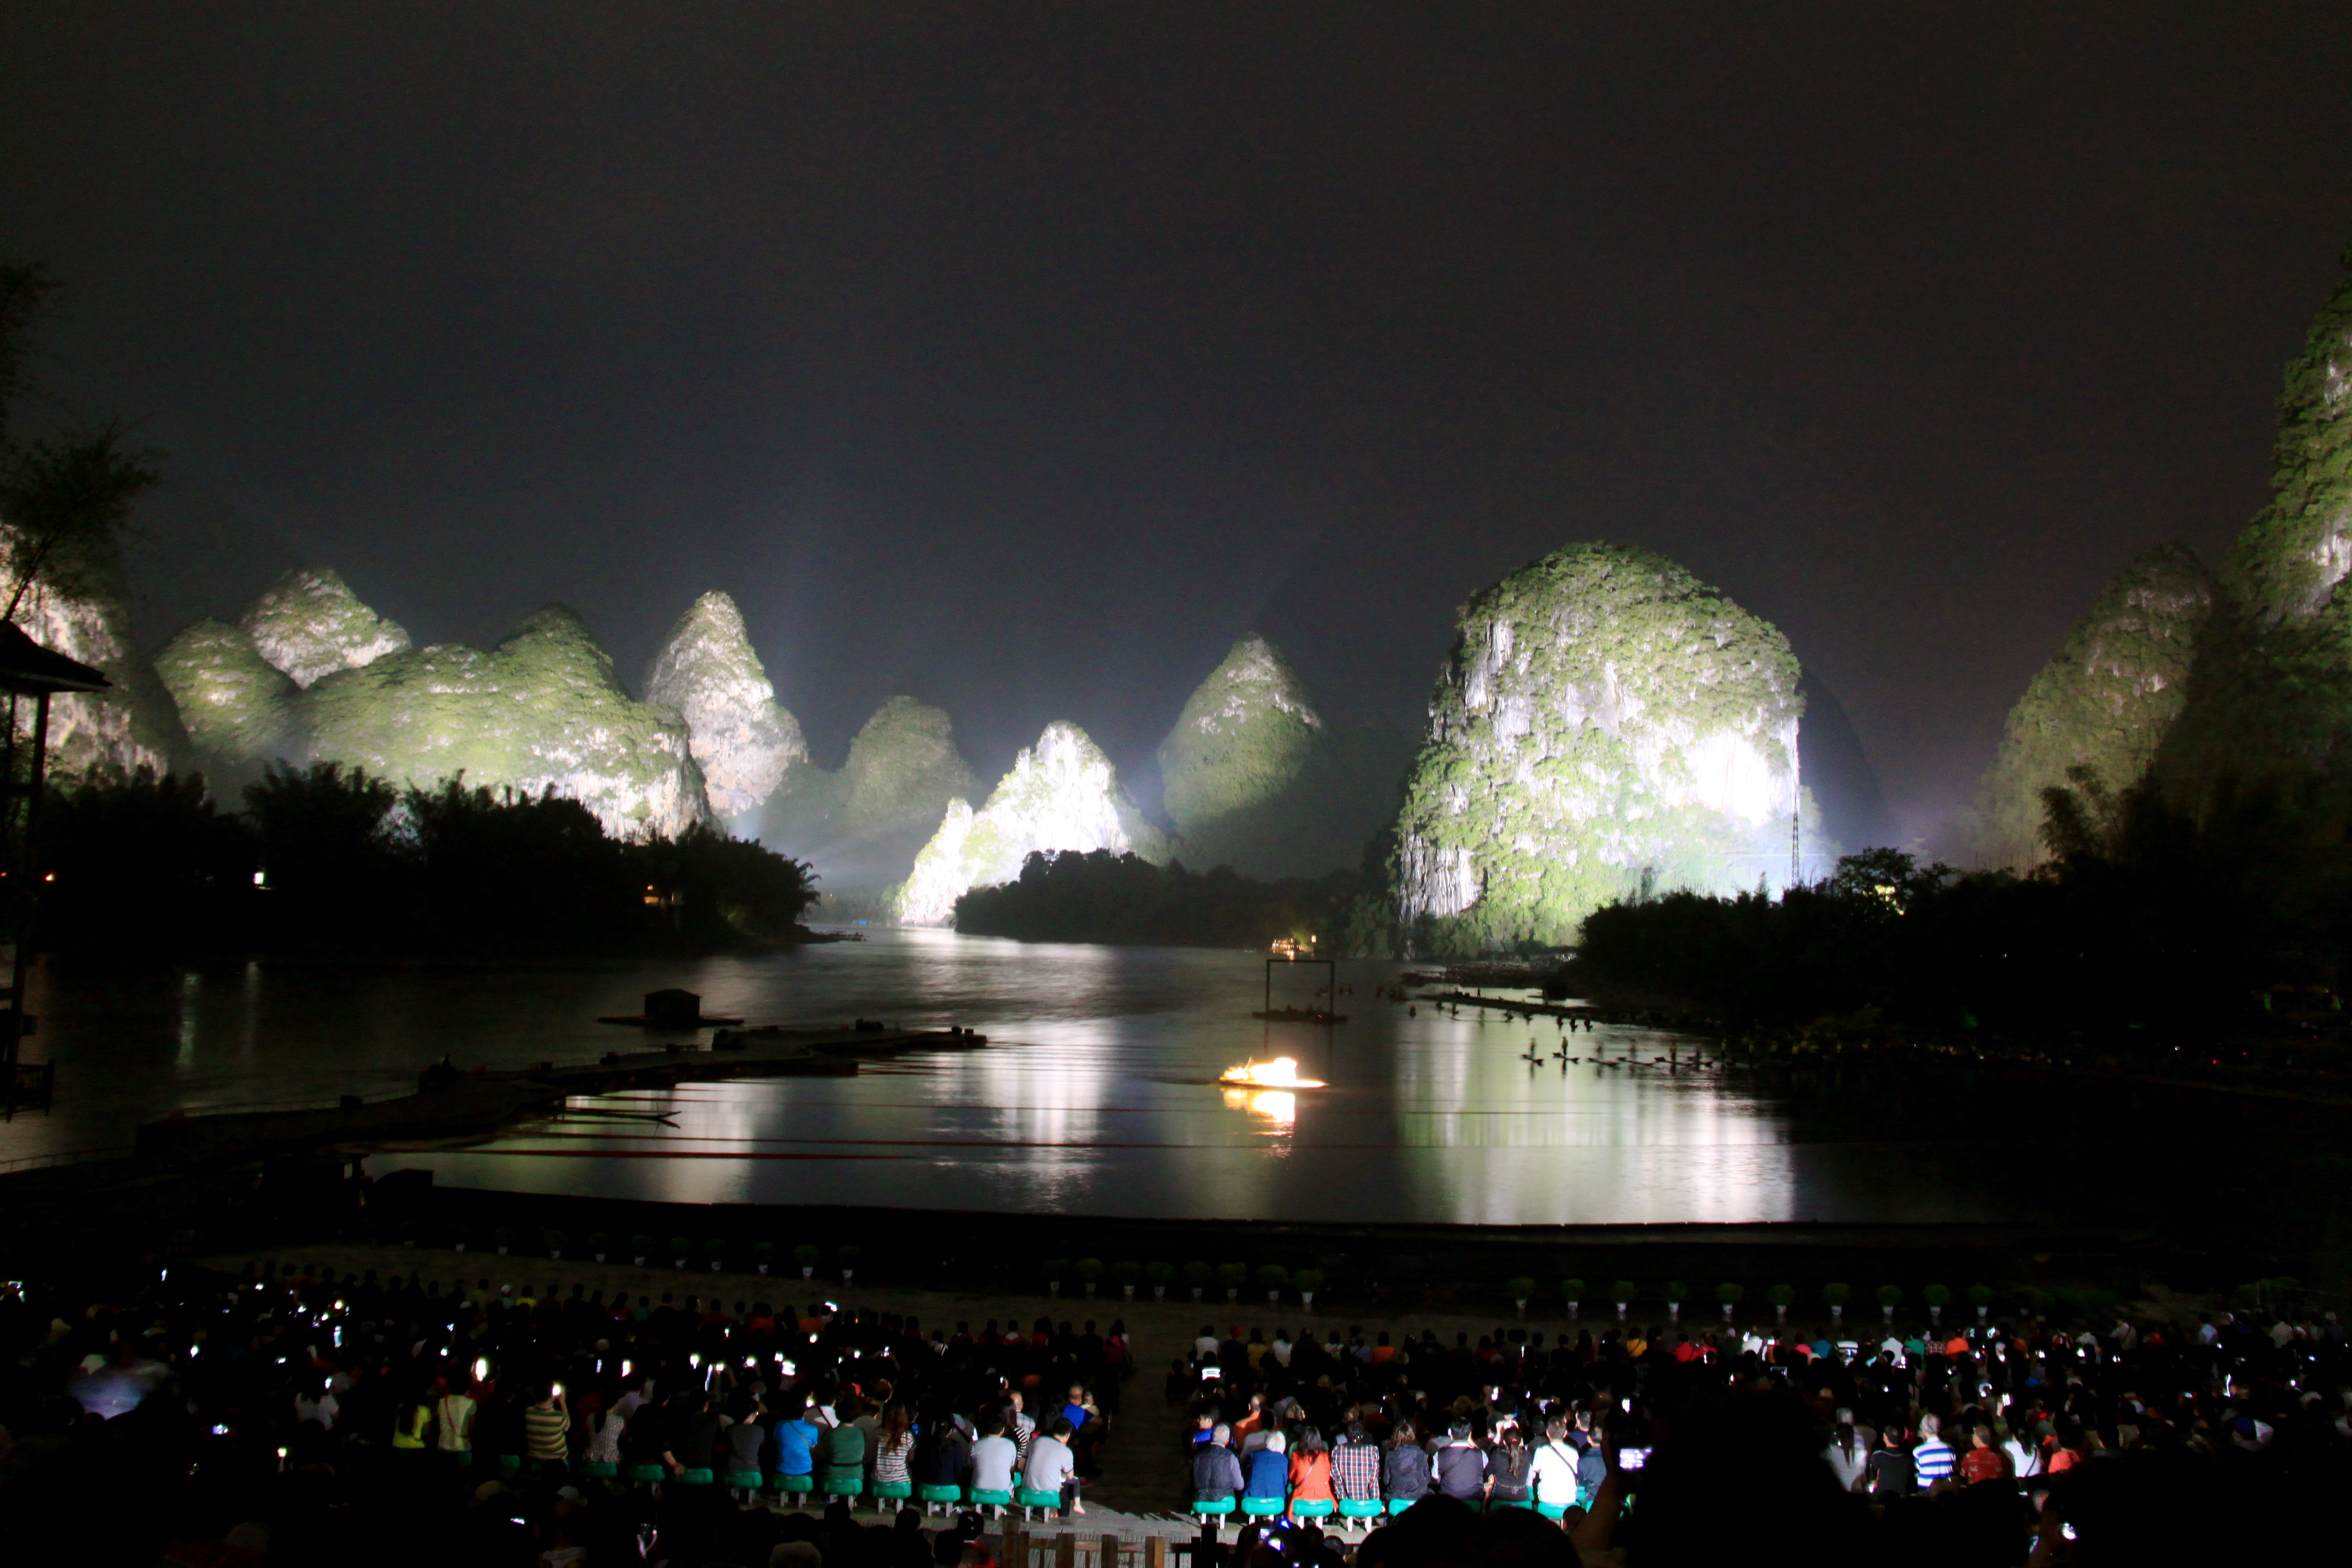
[253,871,267,888]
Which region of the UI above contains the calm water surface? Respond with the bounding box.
[3,931,2004,1225]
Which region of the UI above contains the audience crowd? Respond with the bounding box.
[2,1257,2348,1568]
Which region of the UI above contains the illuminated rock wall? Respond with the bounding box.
[895,720,1168,926]
[643,590,806,826]
[1957,545,2213,870]
[240,566,411,687]
[154,617,300,787]
[1393,542,1804,955]
[294,605,711,840]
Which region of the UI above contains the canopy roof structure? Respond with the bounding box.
[0,621,110,696]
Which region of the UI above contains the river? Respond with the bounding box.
[0,930,2055,1228]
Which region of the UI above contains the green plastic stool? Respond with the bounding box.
[970,1487,1013,1515]
[873,1480,914,1512]
[1191,1497,1236,1519]
[1017,1486,1061,1519]
[776,1472,816,1496]
[1291,1499,1334,1519]
[677,1468,715,1486]
[582,1461,619,1482]
[1337,1500,1382,1520]
[918,1482,963,1513]
[1388,1497,1421,1515]
[1242,1496,1283,1519]
[821,1468,865,1499]
[626,1464,666,1485]
[727,1470,764,1490]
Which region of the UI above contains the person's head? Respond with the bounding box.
[1973,1425,1994,1449]
[1213,1424,1232,1445]
[1047,1417,1075,1441]
[979,1412,1004,1438]
[1920,1414,1941,1438]
[1449,1420,1471,1442]
[1264,1430,1287,1455]
[1345,1420,1369,1445]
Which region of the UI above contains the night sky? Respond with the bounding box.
[7,3,2352,841]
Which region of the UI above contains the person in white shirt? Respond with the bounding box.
[1529,1417,1581,1512]
[1271,1333,1293,1368]
[969,1413,1020,1514]
[1194,1326,1221,1361]
[1024,1418,1082,1516]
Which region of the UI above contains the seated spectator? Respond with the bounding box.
[1025,1416,1080,1516]
[1288,1425,1333,1505]
[1383,1419,1431,1504]
[1194,1424,1244,1501]
[1244,1430,1290,1500]
[970,1413,1019,1497]
[1433,1419,1488,1502]
[1333,1420,1382,1503]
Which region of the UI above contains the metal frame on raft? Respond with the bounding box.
[1257,956,1344,1024]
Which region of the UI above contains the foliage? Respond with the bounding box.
[35,766,255,952]
[1393,542,1805,955]
[762,696,980,895]
[951,847,1357,947]
[1956,544,2213,870]
[155,619,300,770]
[2220,241,2352,625]
[29,760,813,956]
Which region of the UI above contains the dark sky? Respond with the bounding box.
[7,3,2352,840]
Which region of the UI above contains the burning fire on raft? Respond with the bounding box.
[1219,1057,1325,1089]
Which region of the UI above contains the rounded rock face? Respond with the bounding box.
[893,720,1166,926]
[295,604,711,840]
[1158,635,1323,869]
[1959,544,2213,870]
[155,618,300,764]
[1393,542,1803,955]
[239,566,411,688]
[643,590,806,823]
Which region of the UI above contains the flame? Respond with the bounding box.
[1219,1056,1324,1089]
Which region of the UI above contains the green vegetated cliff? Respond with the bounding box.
[643,590,806,825]
[759,696,981,902]
[1392,542,1806,955]
[1159,635,1415,878]
[154,617,300,793]
[1956,545,2215,870]
[296,605,710,840]
[895,720,1168,925]
[2154,245,2352,799]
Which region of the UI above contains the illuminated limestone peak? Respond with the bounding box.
[643,590,807,824]
[894,720,1168,926]
[240,566,411,688]
[155,618,300,765]
[1958,544,2214,870]
[295,603,711,840]
[1158,635,1323,862]
[2225,244,2352,623]
[1393,541,1804,955]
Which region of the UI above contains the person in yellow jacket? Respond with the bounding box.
[393,1392,434,1451]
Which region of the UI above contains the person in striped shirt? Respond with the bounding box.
[1911,1415,1956,1489]
[524,1383,570,1473]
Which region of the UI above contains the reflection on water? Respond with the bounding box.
[2,931,2001,1225]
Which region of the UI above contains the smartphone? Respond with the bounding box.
[1201,1367,1222,1380]
[1619,1398,1632,1412]
[1618,1447,1650,1471]
[2061,1523,2078,1542]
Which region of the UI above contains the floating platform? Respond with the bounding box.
[1252,1007,1347,1024]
